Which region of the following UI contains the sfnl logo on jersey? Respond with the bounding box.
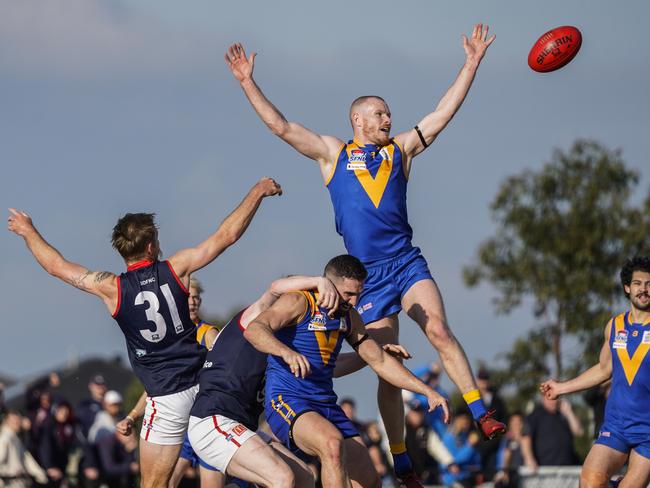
[613,330,628,349]
[308,312,327,331]
[347,149,367,170]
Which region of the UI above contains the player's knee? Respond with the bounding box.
[267,463,295,488]
[425,318,454,349]
[321,435,345,467]
[580,467,610,488]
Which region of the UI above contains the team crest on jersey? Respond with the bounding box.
[135,349,147,358]
[379,148,391,161]
[349,149,367,163]
[308,312,328,331]
[613,330,628,349]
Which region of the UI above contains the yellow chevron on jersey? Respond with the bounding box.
[327,139,414,262]
[612,313,650,386]
[345,142,395,208]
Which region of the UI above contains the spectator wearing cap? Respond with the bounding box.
[88,391,123,444]
[76,375,107,488]
[475,368,508,481]
[0,409,48,487]
[77,375,107,438]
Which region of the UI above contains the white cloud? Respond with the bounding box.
[0,0,210,79]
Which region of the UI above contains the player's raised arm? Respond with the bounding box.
[346,309,449,422]
[244,292,312,378]
[540,320,613,399]
[395,23,495,164]
[7,209,117,310]
[168,178,281,281]
[225,43,343,168]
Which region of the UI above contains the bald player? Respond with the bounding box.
[225,24,504,485]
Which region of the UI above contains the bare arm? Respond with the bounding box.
[395,24,495,168]
[7,209,117,311]
[116,391,148,436]
[333,344,412,378]
[225,43,343,175]
[244,292,312,378]
[346,310,449,421]
[540,321,612,399]
[168,178,282,282]
[520,435,538,471]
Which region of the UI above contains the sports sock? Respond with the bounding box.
[390,442,412,476]
[463,389,487,420]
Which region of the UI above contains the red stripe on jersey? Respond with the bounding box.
[237,308,249,332]
[126,260,154,271]
[145,398,156,441]
[212,415,241,447]
[166,261,189,295]
[111,276,122,318]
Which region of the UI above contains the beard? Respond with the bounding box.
[631,293,650,311]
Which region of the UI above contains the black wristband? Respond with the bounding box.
[414,125,429,148]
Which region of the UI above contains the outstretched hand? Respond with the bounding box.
[225,43,256,82]
[425,388,450,424]
[7,208,35,237]
[539,379,562,400]
[255,177,283,197]
[462,23,495,63]
[382,343,412,360]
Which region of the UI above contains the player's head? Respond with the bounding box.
[189,277,204,322]
[111,213,160,264]
[620,256,650,311]
[324,254,367,310]
[349,96,391,146]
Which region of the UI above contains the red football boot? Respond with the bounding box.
[477,409,507,440]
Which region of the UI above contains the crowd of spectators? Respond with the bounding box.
[1,362,598,488]
[0,374,138,488]
[337,363,591,488]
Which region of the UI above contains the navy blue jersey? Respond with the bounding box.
[112,259,205,396]
[191,310,267,431]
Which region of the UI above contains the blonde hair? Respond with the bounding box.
[189,277,204,295]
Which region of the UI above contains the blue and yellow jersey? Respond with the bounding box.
[604,311,650,435]
[195,318,221,348]
[326,139,414,263]
[265,291,350,403]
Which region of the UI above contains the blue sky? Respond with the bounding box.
[1,0,649,418]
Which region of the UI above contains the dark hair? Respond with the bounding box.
[111,213,158,261]
[324,255,367,282]
[620,256,650,298]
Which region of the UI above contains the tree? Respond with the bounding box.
[464,139,649,398]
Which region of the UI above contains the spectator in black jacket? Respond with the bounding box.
[38,402,77,488]
[77,375,107,488]
[96,429,138,488]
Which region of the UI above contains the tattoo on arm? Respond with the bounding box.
[94,271,114,283]
[71,270,93,289]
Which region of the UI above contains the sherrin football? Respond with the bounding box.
[528,26,582,73]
